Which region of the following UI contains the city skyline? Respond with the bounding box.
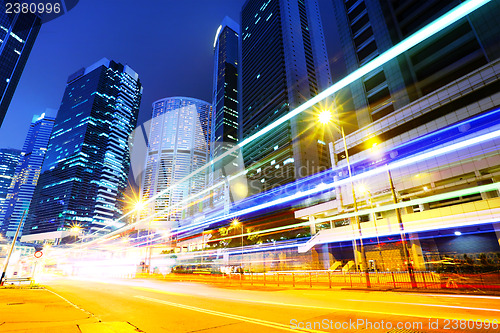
[0,0,341,150]
[0,112,55,238]
[0,1,500,330]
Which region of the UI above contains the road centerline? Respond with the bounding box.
[134,295,327,333]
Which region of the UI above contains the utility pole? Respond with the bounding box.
[1,210,27,285]
[342,127,370,288]
[387,167,417,288]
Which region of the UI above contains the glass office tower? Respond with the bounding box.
[142,97,211,226]
[331,0,500,132]
[0,0,80,127]
[211,16,240,207]
[240,0,332,192]
[0,148,21,214]
[0,8,41,127]
[0,112,55,238]
[22,58,142,243]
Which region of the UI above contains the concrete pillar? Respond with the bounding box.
[409,235,426,271]
[315,244,332,270]
[309,216,316,235]
[478,175,499,200]
[419,202,430,212]
[354,247,363,271]
[494,223,500,249]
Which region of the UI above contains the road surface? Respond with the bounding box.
[37,276,500,332]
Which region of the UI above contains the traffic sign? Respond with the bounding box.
[34,251,43,258]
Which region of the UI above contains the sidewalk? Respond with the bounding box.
[0,287,142,332]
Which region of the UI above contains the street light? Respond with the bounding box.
[319,109,370,288]
[135,200,154,274]
[70,225,81,243]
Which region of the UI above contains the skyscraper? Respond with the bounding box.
[211,16,240,206]
[331,0,500,131]
[0,0,79,128]
[0,148,21,213]
[0,112,55,238]
[0,9,41,127]
[22,58,142,243]
[240,0,332,192]
[142,97,211,226]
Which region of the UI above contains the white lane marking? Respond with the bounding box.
[414,293,500,300]
[134,295,326,333]
[345,299,500,312]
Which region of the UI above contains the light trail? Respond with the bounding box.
[87,125,500,252]
[158,129,500,242]
[123,180,499,255]
[345,299,500,313]
[134,290,500,324]
[87,0,491,239]
[125,118,500,248]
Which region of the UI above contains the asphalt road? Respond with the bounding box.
[41,276,500,332]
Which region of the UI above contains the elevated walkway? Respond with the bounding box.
[298,197,500,253]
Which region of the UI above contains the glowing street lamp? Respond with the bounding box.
[135,200,145,212]
[70,225,81,243]
[70,226,81,234]
[318,110,332,125]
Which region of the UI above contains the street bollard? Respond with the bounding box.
[328,271,331,289]
[292,273,295,288]
[309,272,312,288]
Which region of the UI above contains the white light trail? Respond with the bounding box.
[87,0,492,244]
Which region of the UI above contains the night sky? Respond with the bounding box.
[0,0,342,149]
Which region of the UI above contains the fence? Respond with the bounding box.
[144,270,500,292]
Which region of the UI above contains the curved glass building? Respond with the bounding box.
[142,97,211,226]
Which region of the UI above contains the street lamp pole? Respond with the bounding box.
[1,210,27,286]
[387,167,417,288]
[361,187,385,271]
[240,224,243,269]
[341,127,370,288]
[232,219,243,269]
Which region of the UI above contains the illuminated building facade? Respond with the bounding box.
[210,16,240,207]
[296,1,500,269]
[240,0,332,192]
[141,97,211,226]
[0,112,55,238]
[0,9,41,127]
[22,59,142,242]
[0,0,79,127]
[0,148,21,216]
[331,0,500,132]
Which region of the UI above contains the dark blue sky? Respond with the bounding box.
[0,0,342,149]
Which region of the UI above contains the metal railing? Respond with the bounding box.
[140,270,500,292]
